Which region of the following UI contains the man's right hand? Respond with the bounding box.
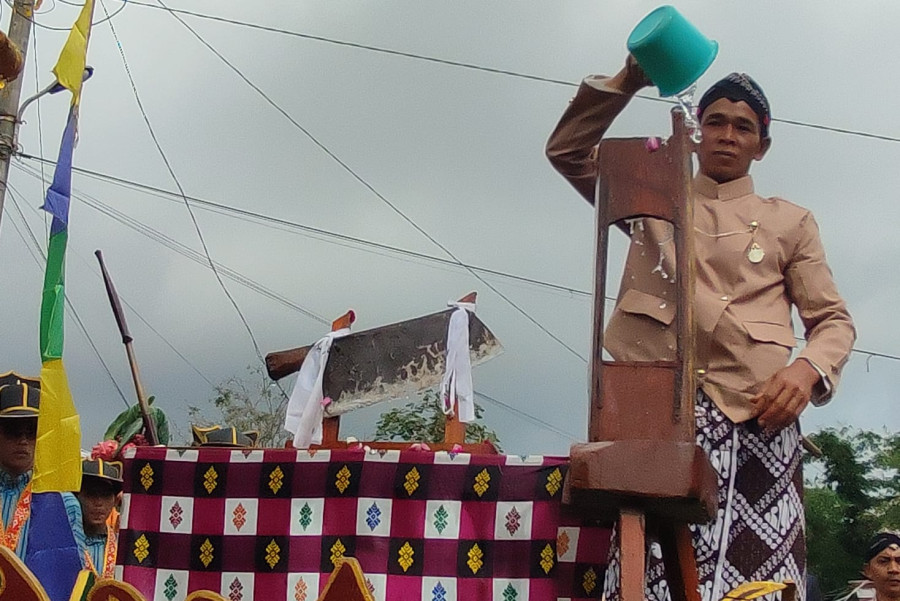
[607,54,653,96]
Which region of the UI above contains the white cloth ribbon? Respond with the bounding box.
[284,327,351,448]
[440,301,476,423]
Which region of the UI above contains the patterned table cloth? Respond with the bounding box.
[117,447,610,601]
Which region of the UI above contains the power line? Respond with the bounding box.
[13,160,332,326]
[148,0,587,363]
[5,186,132,407]
[15,154,900,367]
[98,0,277,380]
[118,0,900,145]
[16,153,596,299]
[474,390,583,444]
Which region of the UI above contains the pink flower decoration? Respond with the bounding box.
[91,439,119,461]
[321,396,332,408]
[451,444,464,453]
[645,137,662,152]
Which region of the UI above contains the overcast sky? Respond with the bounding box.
[0,0,897,455]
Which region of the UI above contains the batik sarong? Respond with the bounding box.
[603,391,806,601]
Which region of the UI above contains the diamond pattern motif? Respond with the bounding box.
[473,468,491,497]
[229,577,243,601]
[467,543,483,574]
[169,501,183,529]
[404,467,420,495]
[163,574,178,601]
[134,534,150,563]
[265,539,280,569]
[398,541,414,572]
[433,505,449,535]
[503,583,518,601]
[140,463,154,491]
[298,502,312,531]
[294,578,308,601]
[199,538,214,567]
[540,543,555,574]
[232,503,247,531]
[557,530,570,557]
[504,506,521,536]
[431,581,447,601]
[546,467,562,496]
[335,465,351,494]
[269,466,285,494]
[203,466,218,494]
[366,501,382,531]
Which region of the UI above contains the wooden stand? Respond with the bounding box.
[568,110,717,601]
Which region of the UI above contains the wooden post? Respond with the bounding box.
[443,400,466,445]
[619,508,646,601]
[0,0,33,234]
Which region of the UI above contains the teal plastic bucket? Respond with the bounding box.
[626,5,718,97]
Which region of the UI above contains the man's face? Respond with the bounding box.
[0,418,37,476]
[696,98,771,184]
[865,546,900,598]
[77,480,118,534]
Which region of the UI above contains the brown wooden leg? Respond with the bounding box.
[619,508,647,601]
[322,416,341,446]
[443,400,466,445]
[657,523,700,601]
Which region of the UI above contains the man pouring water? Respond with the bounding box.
[545,7,855,601]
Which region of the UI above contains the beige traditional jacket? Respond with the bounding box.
[546,80,856,423]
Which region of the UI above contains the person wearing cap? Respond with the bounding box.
[546,58,855,601]
[77,458,122,578]
[863,532,900,601]
[0,373,86,601]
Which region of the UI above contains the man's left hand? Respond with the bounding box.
[750,360,821,431]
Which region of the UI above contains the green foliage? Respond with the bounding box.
[805,427,900,596]
[188,365,288,448]
[103,396,170,446]
[374,389,501,450]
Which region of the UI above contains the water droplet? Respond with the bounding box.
[675,85,702,143]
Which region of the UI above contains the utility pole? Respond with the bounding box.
[0,0,34,234]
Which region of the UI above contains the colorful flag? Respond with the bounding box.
[33,0,95,493]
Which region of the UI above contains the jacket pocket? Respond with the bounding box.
[742,320,797,348]
[617,288,676,326]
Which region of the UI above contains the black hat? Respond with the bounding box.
[698,72,772,138]
[0,372,40,418]
[865,531,900,563]
[81,458,124,493]
[191,424,259,448]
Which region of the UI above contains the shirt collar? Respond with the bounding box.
[694,173,755,201]
[0,468,31,489]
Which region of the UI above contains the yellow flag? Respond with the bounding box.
[52,0,94,104]
[33,359,82,493]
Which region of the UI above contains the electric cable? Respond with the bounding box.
[6,185,132,407]
[155,0,588,363]
[120,0,900,144]
[98,0,279,383]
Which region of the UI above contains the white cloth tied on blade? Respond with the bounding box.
[284,327,351,448]
[440,301,476,423]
